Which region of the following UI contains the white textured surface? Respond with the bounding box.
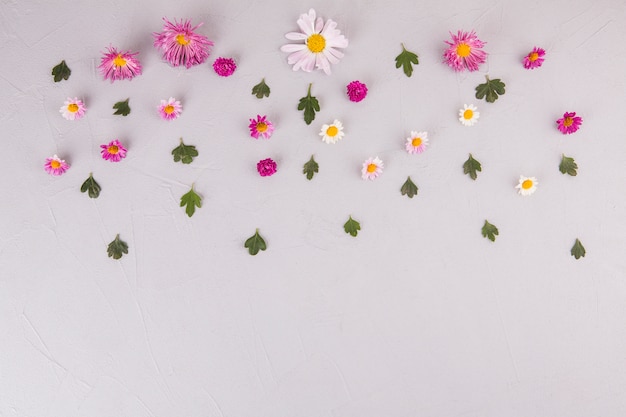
[2,0,626,415]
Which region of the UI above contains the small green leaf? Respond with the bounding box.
[252,78,271,99]
[475,76,506,103]
[400,176,418,198]
[463,154,482,180]
[559,154,578,176]
[481,220,499,242]
[80,173,101,198]
[244,228,267,255]
[571,238,586,259]
[107,234,129,260]
[180,184,202,217]
[297,83,320,125]
[172,137,199,164]
[51,60,71,82]
[303,155,319,180]
[113,98,131,116]
[395,43,419,77]
[343,216,361,237]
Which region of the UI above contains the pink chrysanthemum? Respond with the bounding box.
[361,156,383,180]
[523,47,545,69]
[405,131,429,154]
[556,112,582,134]
[60,98,86,121]
[346,81,368,102]
[158,97,182,120]
[153,17,214,68]
[98,47,142,82]
[100,139,127,162]
[44,155,69,176]
[213,57,237,77]
[249,115,274,139]
[257,158,277,177]
[443,30,487,72]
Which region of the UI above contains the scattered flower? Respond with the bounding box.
[257,158,277,177]
[60,97,86,121]
[213,57,237,76]
[515,175,538,196]
[523,47,545,69]
[346,81,368,102]
[44,155,70,176]
[319,120,344,144]
[100,139,127,162]
[153,17,213,68]
[361,156,384,180]
[280,9,349,75]
[459,104,480,126]
[249,115,274,139]
[405,131,429,154]
[556,111,582,134]
[158,97,182,120]
[98,47,142,82]
[443,30,487,72]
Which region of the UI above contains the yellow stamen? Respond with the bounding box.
[563,117,573,127]
[67,103,79,113]
[528,52,539,62]
[256,122,268,133]
[113,54,127,67]
[522,179,533,189]
[50,160,61,169]
[176,34,190,45]
[463,109,473,120]
[366,163,377,173]
[164,105,175,114]
[107,145,119,154]
[326,126,338,137]
[456,43,471,57]
[411,137,422,147]
[307,34,326,53]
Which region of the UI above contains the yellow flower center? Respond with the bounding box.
[67,103,79,113]
[50,160,61,168]
[528,52,539,62]
[176,34,190,45]
[108,145,119,154]
[326,126,338,137]
[463,109,474,120]
[307,34,326,53]
[411,137,422,147]
[563,117,573,127]
[256,122,268,133]
[366,163,377,173]
[113,54,127,67]
[164,105,175,114]
[522,179,533,190]
[456,43,471,57]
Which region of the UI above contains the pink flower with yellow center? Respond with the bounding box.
[405,131,429,154]
[100,139,127,162]
[213,57,237,77]
[158,97,182,120]
[98,47,142,82]
[257,158,277,177]
[556,111,582,134]
[443,30,487,72]
[249,115,274,139]
[60,98,86,121]
[361,156,383,180]
[523,47,545,69]
[153,17,214,68]
[44,155,69,176]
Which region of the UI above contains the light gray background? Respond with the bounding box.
[2,0,626,415]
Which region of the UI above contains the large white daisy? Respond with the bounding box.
[280,9,349,75]
[319,120,344,144]
[515,175,538,196]
[459,104,479,126]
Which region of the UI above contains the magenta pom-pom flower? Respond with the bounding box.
[257,158,277,177]
[523,47,545,69]
[100,139,127,162]
[346,81,368,102]
[556,112,582,134]
[44,155,69,176]
[153,17,214,68]
[60,98,86,121]
[361,156,383,180]
[249,115,274,139]
[158,97,182,120]
[213,57,237,77]
[98,47,142,82]
[443,30,487,72]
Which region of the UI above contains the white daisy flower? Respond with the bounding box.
[405,131,429,154]
[319,120,344,144]
[459,104,479,126]
[60,97,86,121]
[515,175,538,196]
[362,156,384,180]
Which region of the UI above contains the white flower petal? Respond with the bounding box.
[285,32,308,41]
[281,43,307,53]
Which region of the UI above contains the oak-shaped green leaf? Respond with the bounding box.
[344,216,361,237]
[172,138,199,164]
[80,173,101,198]
[303,155,319,180]
[107,234,128,260]
[559,154,578,176]
[395,43,419,77]
[252,78,271,99]
[113,98,131,116]
[180,185,202,217]
[400,176,418,198]
[571,238,586,259]
[297,83,320,125]
[481,220,499,242]
[463,153,482,180]
[52,60,71,82]
[475,76,506,103]
[244,229,267,255]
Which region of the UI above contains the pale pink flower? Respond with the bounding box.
[257,158,277,177]
[153,17,214,68]
[556,112,582,134]
[213,57,237,76]
[98,47,142,82]
[361,156,383,180]
[100,139,127,162]
[405,131,429,154]
[44,155,69,176]
[158,97,182,120]
[60,97,86,121]
[443,30,487,72]
[346,81,368,102]
[523,47,545,69]
[249,115,274,139]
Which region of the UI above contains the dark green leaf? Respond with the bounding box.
[113,98,131,116]
[303,155,319,180]
[51,60,71,82]
[80,173,101,198]
[244,229,267,255]
[395,43,419,77]
[297,83,320,125]
[400,176,418,198]
[571,238,586,259]
[475,76,506,103]
[343,216,361,237]
[107,234,129,260]
[559,154,578,176]
[252,78,271,99]
[172,138,199,164]
[180,185,202,217]
[481,220,499,242]
[463,154,482,180]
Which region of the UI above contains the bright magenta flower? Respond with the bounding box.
[213,57,236,76]
[556,112,582,134]
[100,139,127,162]
[346,81,368,102]
[158,97,182,120]
[443,30,487,72]
[60,97,86,121]
[44,155,69,176]
[523,47,545,69]
[98,47,142,82]
[249,115,274,139]
[153,18,214,68]
[257,158,277,177]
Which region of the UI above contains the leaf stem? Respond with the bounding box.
[485,75,490,81]
[180,137,184,144]
[307,83,312,96]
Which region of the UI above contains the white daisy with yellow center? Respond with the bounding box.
[459,104,479,126]
[59,97,86,121]
[405,131,429,154]
[515,175,538,196]
[319,120,344,144]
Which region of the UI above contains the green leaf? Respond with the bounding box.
[252,78,271,99]
[297,83,320,125]
[244,228,267,255]
[107,234,129,260]
[343,216,361,237]
[559,154,578,176]
[395,43,419,77]
[463,153,482,180]
[180,184,202,217]
[400,176,418,198]
[172,138,199,164]
[481,220,499,242]
[571,238,586,259]
[80,173,101,198]
[112,98,131,116]
[51,60,71,82]
[475,76,506,103]
[303,155,319,180]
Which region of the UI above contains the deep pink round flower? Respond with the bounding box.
[99,47,142,82]
[100,139,127,162]
[443,30,487,72]
[213,57,237,77]
[346,81,368,102]
[523,47,545,69]
[153,17,214,68]
[556,112,582,134]
[257,158,277,177]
